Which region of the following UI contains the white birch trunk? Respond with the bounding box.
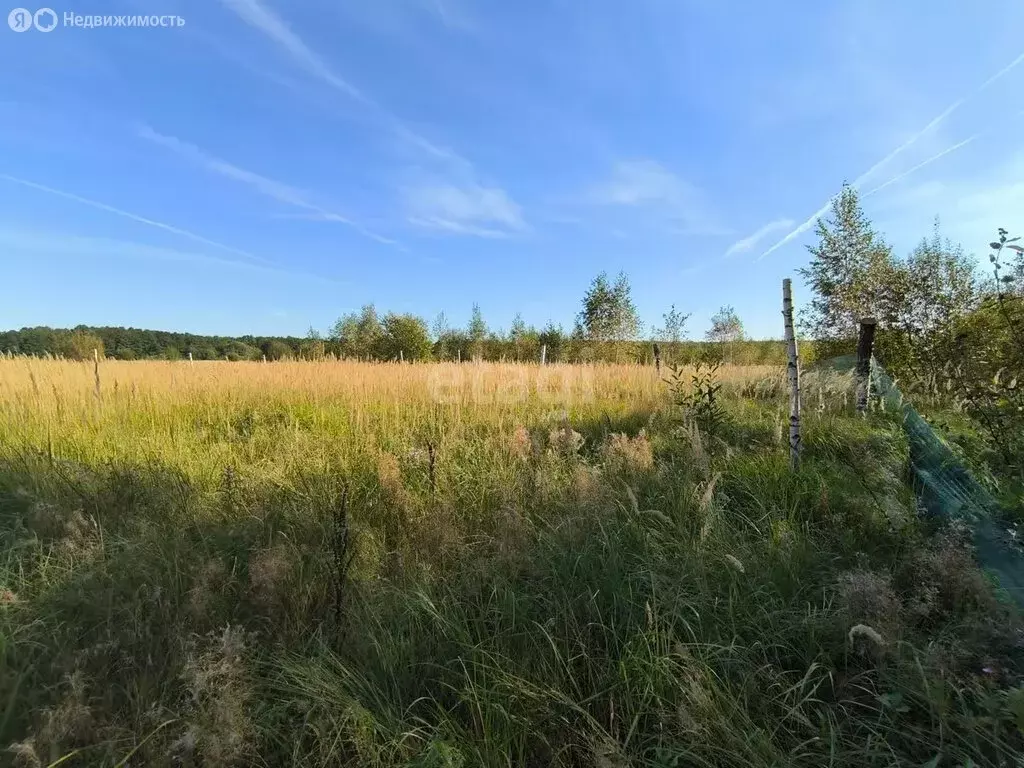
[782,279,801,470]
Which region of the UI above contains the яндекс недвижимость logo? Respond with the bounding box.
[8,8,184,30]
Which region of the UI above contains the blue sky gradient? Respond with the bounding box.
[2,0,1023,338]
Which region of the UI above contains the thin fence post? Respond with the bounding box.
[93,348,101,404]
[782,279,801,471]
[188,351,193,366]
[399,350,404,363]
[653,343,661,373]
[540,344,547,365]
[856,318,878,416]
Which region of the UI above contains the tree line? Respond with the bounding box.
[1,278,779,365]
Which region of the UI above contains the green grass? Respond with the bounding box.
[0,360,1022,766]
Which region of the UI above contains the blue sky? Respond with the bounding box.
[2,0,1023,339]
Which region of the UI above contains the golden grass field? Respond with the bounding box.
[0,358,781,482]
[1,357,1021,767]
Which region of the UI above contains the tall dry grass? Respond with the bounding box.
[0,358,1020,767]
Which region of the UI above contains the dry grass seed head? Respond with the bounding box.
[836,569,901,643]
[548,425,584,457]
[7,740,41,768]
[510,425,532,460]
[188,558,229,622]
[181,624,255,766]
[248,544,293,611]
[603,429,654,473]
[36,671,93,758]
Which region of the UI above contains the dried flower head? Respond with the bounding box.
[548,426,584,457]
[603,429,654,473]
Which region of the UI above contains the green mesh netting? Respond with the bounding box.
[863,358,1024,606]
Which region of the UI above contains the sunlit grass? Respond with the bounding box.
[0,359,1020,767]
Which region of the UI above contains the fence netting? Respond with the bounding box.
[829,355,1024,607]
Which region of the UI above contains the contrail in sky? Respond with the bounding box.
[757,47,1024,260]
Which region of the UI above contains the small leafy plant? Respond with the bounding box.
[666,348,727,439]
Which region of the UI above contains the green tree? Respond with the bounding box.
[431,312,452,360]
[706,306,745,349]
[468,304,487,360]
[376,313,433,361]
[538,322,565,362]
[59,331,104,361]
[508,313,528,360]
[656,305,691,343]
[887,219,977,368]
[800,184,898,345]
[162,346,181,361]
[223,340,258,361]
[332,305,382,359]
[261,339,292,361]
[578,271,641,342]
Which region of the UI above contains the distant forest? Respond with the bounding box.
[1,271,795,365]
[0,324,793,366]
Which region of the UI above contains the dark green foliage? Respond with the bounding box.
[378,313,433,361]
[262,339,292,361]
[0,326,306,362]
[58,330,104,360]
[578,271,642,341]
[800,184,897,343]
[666,355,727,438]
[332,305,384,359]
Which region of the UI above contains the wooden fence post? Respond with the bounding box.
[188,351,193,366]
[540,344,547,365]
[653,343,661,373]
[399,350,404,363]
[782,279,801,470]
[93,348,101,404]
[856,318,877,416]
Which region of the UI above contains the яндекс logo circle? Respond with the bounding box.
[8,7,33,30]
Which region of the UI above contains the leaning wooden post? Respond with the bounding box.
[782,279,801,470]
[188,351,194,366]
[855,317,877,416]
[653,343,661,373]
[399,349,404,363]
[540,344,547,365]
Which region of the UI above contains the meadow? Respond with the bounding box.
[1,357,1022,767]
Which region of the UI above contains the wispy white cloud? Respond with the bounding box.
[217,0,468,166]
[405,182,524,238]
[587,160,724,235]
[0,172,267,264]
[0,227,345,285]
[218,0,366,101]
[138,125,399,247]
[863,133,980,198]
[216,0,512,240]
[758,47,1024,260]
[724,218,794,257]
